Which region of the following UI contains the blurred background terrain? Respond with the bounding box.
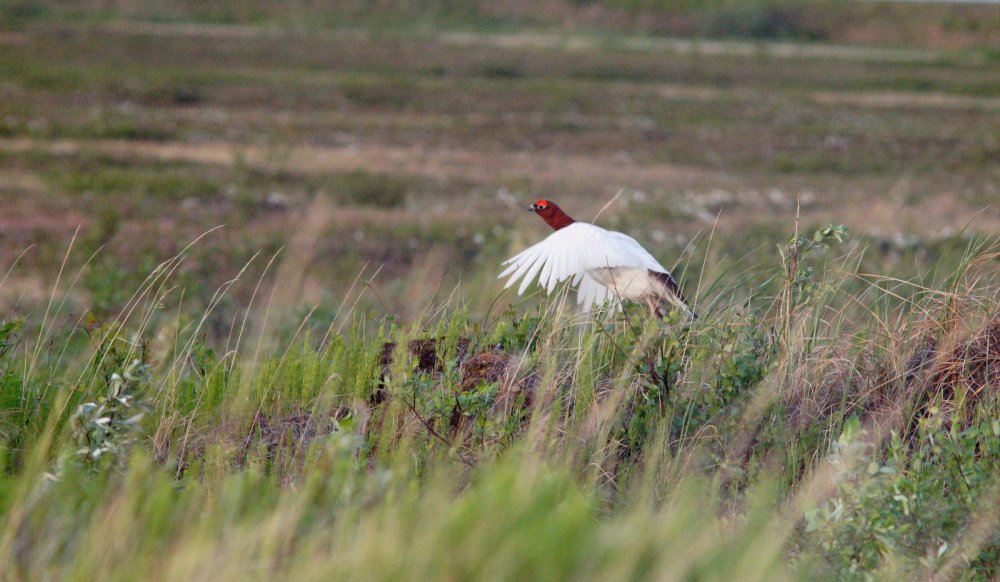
[1,0,998,325]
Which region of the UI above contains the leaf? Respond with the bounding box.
[123,413,145,426]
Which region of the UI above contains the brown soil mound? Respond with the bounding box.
[374,336,473,405]
[379,337,472,374]
[374,338,537,441]
[459,351,509,392]
[236,406,350,467]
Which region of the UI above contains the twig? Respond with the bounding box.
[402,396,475,467]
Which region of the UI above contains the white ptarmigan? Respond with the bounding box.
[499,199,695,318]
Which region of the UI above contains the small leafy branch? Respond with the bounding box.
[0,319,23,362]
[781,224,848,299]
[777,223,848,347]
[71,358,151,468]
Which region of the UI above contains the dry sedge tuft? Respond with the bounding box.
[929,315,1000,402]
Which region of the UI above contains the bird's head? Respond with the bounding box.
[529,199,575,231]
[529,199,556,214]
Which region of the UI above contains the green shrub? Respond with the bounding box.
[803,412,1000,577]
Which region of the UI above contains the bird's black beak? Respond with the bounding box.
[528,204,538,212]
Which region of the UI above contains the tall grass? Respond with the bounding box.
[1,226,999,580]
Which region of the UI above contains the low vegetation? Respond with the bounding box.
[1,223,999,579]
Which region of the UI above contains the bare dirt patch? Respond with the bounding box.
[0,32,30,46]
[439,30,950,64]
[811,91,1000,111]
[0,136,719,190]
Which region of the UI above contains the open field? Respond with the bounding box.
[1,17,998,317]
[1,2,1000,580]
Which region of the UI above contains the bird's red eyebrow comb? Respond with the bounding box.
[534,199,549,206]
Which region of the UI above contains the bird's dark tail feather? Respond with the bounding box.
[649,270,697,320]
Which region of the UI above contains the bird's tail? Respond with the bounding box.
[656,305,697,320]
[653,297,697,320]
[649,270,697,320]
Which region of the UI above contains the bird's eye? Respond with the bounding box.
[537,204,547,209]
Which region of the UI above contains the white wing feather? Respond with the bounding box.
[500,223,667,310]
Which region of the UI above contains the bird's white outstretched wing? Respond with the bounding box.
[605,231,667,272]
[499,223,664,302]
[575,272,617,310]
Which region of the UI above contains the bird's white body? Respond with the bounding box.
[588,267,666,302]
[499,222,692,317]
